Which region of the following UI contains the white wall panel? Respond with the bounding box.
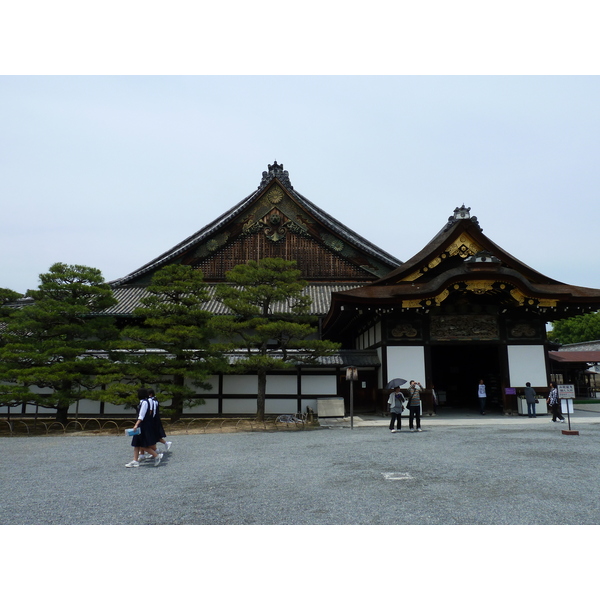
[301,398,318,412]
[223,375,258,394]
[223,398,256,414]
[266,375,297,394]
[508,345,548,388]
[183,398,219,414]
[90,401,132,415]
[190,375,219,392]
[386,346,425,386]
[266,399,297,414]
[301,375,337,395]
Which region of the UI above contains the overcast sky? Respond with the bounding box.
[2,75,599,296]
[2,3,599,304]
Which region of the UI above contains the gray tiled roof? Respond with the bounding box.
[104,283,363,317]
[224,349,380,367]
[558,341,600,352]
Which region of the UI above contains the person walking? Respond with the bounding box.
[547,382,565,423]
[523,382,537,418]
[126,388,163,468]
[407,380,423,432]
[148,388,172,453]
[388,386,406,433]
[138,388,172,462]
[478,379,487,415]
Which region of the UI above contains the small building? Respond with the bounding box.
[548,341,600,398]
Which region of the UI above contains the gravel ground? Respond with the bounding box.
[3,418,600,525]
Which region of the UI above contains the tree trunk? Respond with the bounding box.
[170,375,185,423]
[170,398,184,422]
[256,369,267,421]
[55,404,69,425]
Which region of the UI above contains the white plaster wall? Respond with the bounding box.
[223,398,256,414]
[195,375,220,393]
[386,346,426,385]
[182,398,219,414]
[266,375,297,394]
[507,345,548,388]
[223,375,258,395]
[21,403,54,415]
[266,399,298,414]
[301,398,318,412]
[301,375,337,395]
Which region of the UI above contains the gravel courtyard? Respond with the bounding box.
[2,416,600,525]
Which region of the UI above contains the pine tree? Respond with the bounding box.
[0,264,118,423]
[96,264,220,422]
[211,258,340,420]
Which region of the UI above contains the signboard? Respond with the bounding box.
[558,384,575,399]
[317,397,345,418]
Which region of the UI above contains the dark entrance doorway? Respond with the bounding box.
[337,369,379,413]
[430,344,503,412]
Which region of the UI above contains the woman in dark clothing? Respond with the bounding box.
[148,388,172,453]
[125,388,163,468]
[547,382,565,423]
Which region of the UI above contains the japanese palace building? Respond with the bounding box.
[100,162,600,417]
[8,162,600,418]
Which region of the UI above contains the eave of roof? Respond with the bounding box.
[549,351,600,363]
[329,266,600,304]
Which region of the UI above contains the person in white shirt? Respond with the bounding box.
[478,380,487,415]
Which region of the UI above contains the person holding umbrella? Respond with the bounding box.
[388,386,406,432]
[386,378,407,433]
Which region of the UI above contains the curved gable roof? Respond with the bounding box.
[323,206,600,333]
[111,162,402,287]
[369,207,560,288]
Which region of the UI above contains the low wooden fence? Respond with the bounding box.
[0,414,314,437]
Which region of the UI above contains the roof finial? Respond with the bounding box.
[454,205,471,219]
[444,205,481,231]
[259,161,293,190]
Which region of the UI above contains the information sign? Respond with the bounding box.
[558,384,575,399]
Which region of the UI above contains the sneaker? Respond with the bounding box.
[559,419,565,423]
[417,428,422,432]
[154,453,163,466]
[125,460,139,468]
[138,454,146,461]
[409,428,415,432]
[165,441,172,452]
